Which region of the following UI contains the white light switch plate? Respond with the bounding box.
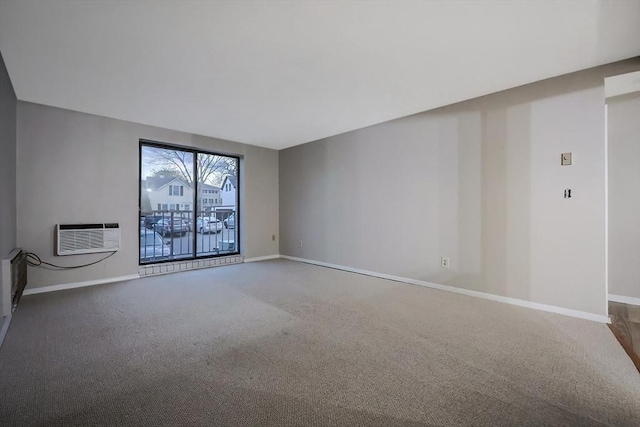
[561,152,572,166]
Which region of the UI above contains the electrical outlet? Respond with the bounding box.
[272,234,276,241]
[298,240,303,248]
[441,257,450,269]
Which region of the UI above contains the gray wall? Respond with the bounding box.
[280,59,640,317]
[17,102,279,288]
[0,52,17,259]
[607,92,640,300]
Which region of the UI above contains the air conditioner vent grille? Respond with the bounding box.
[56,224,120,256]
[60,230,105,252]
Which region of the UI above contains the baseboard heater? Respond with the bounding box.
[1,248,28,318]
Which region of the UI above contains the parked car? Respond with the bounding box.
[223,213,235,229]
[216,238,235,252]
[196,217,222,234]
[140,229,170,260]
[153,218,189,236]
[142,214,165,230]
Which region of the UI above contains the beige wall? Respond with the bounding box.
[17,102,279,288]
[280,59,640,317]
[607,92,640,300]
[0,52,17,260]
[0,52,17,322]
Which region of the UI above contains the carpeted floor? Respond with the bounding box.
[0,259,638,426]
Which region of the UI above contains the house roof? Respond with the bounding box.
[222,176,237,189]
[144,176,189,191]
[200,183,220,191]
[143,177,220,192]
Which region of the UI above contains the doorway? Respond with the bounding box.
[604,71,640,370]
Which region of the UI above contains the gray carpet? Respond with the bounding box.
[0,259,638,426]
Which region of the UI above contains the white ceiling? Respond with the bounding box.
[1,1,639,150]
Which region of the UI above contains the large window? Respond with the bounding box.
[139,140,239,264]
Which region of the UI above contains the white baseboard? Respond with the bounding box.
[280,255,611,324]
[244,254,281,263]
[608,294,640,306]
[22,274,140,296]
[0,314,12,349]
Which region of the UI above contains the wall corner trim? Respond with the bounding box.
[280,255,611,324]
[22,274,140,296]
[608,294,640,307]
[0,314,12,349]
[244,254,281,263]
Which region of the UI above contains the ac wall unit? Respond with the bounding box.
[56,223,121,256]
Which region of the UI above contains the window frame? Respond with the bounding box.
[138,139,241,265]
